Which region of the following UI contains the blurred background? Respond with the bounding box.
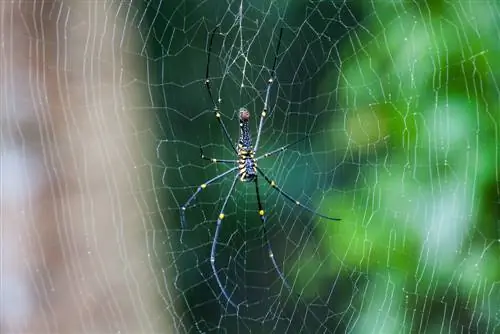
[2,0,499,333]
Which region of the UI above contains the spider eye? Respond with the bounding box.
[239,108,250,121]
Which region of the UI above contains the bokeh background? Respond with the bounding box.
[1,0,161,332]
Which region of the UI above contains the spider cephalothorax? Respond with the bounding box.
[180,26,340,308]
[239,107,250,122]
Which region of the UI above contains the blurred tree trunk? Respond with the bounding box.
[0,1,165,332]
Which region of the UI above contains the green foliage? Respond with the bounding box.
[299,1,500,332]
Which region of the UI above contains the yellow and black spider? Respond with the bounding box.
[180,26,340,308]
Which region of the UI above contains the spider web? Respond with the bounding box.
[145,0,499,333]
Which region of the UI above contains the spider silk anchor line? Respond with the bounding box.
[180,26,341,309]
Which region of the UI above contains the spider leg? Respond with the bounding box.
[255,166,341,221]
[205,26,238,154]
[199,145,237,164]
[180,166,238,232]
[254,27,283,153]
[211,174,239,308]
[254,177,291,290]
[255,135,309,161]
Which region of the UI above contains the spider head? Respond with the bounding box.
[239,108,250,122]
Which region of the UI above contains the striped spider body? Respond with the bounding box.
[237,108,257,182]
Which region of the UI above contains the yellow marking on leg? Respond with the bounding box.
[296,201,300,205]
[201,184,207,189]
[219,213,225,220]
[211,158,217,162]
[259,210,265,216]
[215,112,221,118]
[261,111,266,117]
[271,181,276,187]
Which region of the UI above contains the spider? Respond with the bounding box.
[180,26,340,308]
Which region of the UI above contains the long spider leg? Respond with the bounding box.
[211,174,239,308]
[205,26,238,154]
[255,166,341,221]
[199,145,237,164]
[205,26,219,108]
[180,166,238,231]
[254,177,291,290]
[254,27,283,153]
[255,135,309,161]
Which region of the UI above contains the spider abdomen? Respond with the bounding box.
[238,147,256,182]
